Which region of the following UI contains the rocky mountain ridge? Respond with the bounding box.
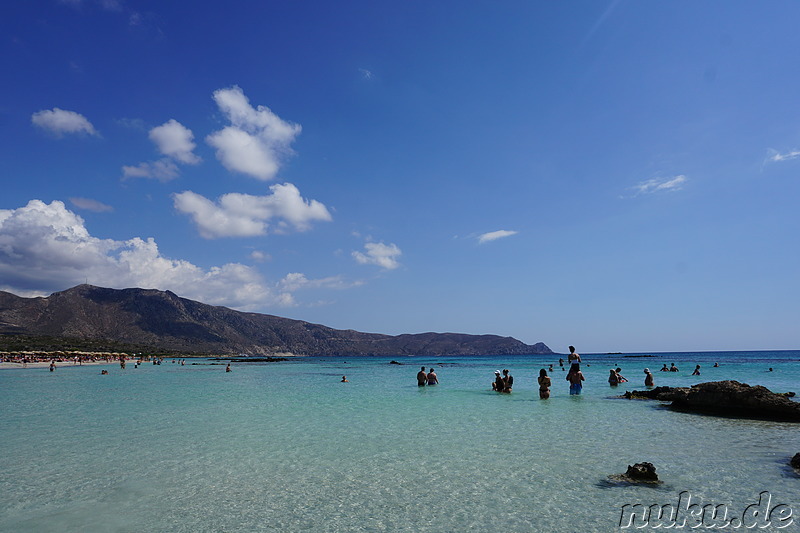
[0,285,552,356]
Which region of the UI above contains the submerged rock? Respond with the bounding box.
[624,381,800,422]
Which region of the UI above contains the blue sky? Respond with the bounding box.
[1,0,799,353]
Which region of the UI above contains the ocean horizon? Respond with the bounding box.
[2,349,798,532]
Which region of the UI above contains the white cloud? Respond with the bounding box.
[632,175,687,195]
[31,108,97,137]
[173,183,332,239]
[359,68,374,80]
[206,86,301,180]
[69,197,114,213]
[766,148,800,163]
[0,199,361,310]
[477,230,518,244]
[250,250,269,262]
[149,119,200,164]
[352,242,402,270]
[122,120,200,180]
[278,272,361,292]
[121,159,179,181]
[0,200,281,309]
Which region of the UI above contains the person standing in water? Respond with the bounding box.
[427,367,439,385]
[492,370,504,391]
[502,369,513,393]
[692,365,700,376]
[566,366,585,395]
[538,369,551,399]
[417,366,428,387]
[644,368,654,387]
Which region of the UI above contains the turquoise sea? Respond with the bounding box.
[1,351,799,532]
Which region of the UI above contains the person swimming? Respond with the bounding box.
[341,376,348,382]
[692,365,700,376]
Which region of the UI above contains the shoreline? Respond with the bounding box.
[0,360,127,370]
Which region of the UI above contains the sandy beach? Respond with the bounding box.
[0,360,124,370]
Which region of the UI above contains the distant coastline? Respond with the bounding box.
[0,284,552,357]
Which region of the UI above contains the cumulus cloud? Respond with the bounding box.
[121,159,179,181]
[69,197,114,213]
[352,242,402,270]
[766,148,800,163]
[0,200,311,310]
[173,183,332,239]
[123,119,199,181]
[149,119,201,164]
[477,230,518,244]
[31,108,97,137]
[631,175,687,195]
[206,86,301,180]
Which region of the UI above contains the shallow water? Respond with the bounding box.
[1,351,799,532]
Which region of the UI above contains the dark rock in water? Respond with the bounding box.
[607,462,662,485]
[791,453,800,470]
[624,386,678,400]
[626,462,659,481]
[623,381,800,422]
[389,360,403,365]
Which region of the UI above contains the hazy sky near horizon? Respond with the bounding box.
[1,1,799,353]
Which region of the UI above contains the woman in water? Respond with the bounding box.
[537,369,551,399]
[608,369,619,386]
[426,368,438,385]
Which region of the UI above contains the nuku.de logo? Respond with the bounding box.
[619,491,793,529]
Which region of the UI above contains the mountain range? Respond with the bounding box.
[0,285,552,356]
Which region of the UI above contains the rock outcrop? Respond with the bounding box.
[607,462,662,485]
[624,381,800,422]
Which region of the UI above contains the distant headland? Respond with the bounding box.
[0,284,552,357]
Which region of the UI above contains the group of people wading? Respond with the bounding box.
[416,366,439,386]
